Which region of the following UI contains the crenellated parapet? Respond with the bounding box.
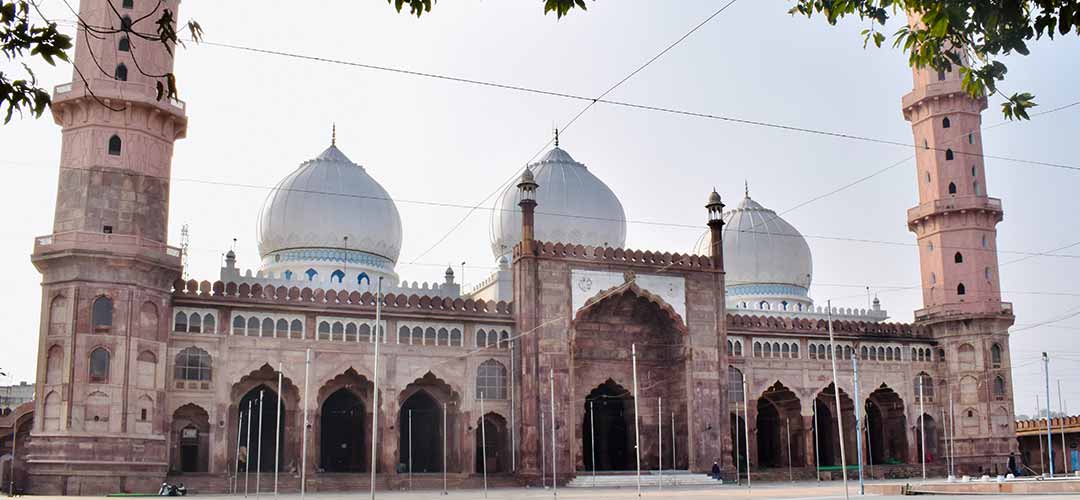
[171,279,512,318]
[726,313,928,339]
[514,240,715,270]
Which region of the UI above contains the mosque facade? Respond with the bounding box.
[15,0,1017,494]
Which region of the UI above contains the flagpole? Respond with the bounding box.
[812,399,820,482]
[408,409,413,491]
[852,355,864,494]
[300,348,311,499]
[826,300,850,500]
[256,389,265,499]
[274,363,283,495]
[590,400,596,487]
[550,367,557,498]
[658,396,663,491]
[370,277,383,500]
[245,400,252,497]
[1059,379,1069,474]
[233,407,243,494]
[631,344,642,498]
[481,394,489,498]
[919,378,926,480]
[510,341,517,473]
[742,374,751,490]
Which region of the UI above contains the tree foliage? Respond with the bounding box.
[389,0,1080,120]
[0,0,200,124]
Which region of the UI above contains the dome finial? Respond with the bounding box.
[744,180,749,198]
[331,123,337,146]
[553,127,559,147]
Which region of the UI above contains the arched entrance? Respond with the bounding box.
[915,414,938,463]
[572,284,688,471]
[238,385,284,472]
[866,384,909,464]
[730,413,747,472]
[476,413,509,473]
[582,379,633,471]
[814,383,856,467]
[756,382,804,468]
[171,404,210,473]
[321,389,367,472]
[398,372,460,473]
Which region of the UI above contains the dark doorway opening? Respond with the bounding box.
[757,400,782,468]
[475,413,508,473]
[399,390,442,473]
[582,379,633,471]
[238,384,284,472]
[867,385,909,464]
[321,388,366,471]
[730,413,747,472]
[813,398,835,466]
[180,425,199,472]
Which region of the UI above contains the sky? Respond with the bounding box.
[2,0,1078,416]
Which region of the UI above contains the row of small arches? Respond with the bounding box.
[318,321,387,343]
[397,326,463,347]
[282,269,371,285]
[173,312,215,334]
[233,315,304,338]
[752,341,799,359]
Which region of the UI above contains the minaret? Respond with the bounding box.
[28,0,186,493]
[902,13,1015,475]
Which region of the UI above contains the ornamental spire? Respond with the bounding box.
[332,123,336,146]
[554,127,559,147]
[744,180,749,198]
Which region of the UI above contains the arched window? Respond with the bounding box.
[925,171,931,183]
[174,347,211,381]
[499,331,510,349]
[188,312,202,333]
[781,343,790,358]
[942,116,951,128]
[331,322,344,341]
[305,268,318,281]
[232,315,245,335]
[968,132,974,144]
[982,235,988,248]
[174,311,188,332]
[991,343,1002,368]
[971,165,977,177]
[945,149,954,161]
[345,323,357,341]
[844,345,852,360]
[993,376,1006,399]
[957,283,966,295]
[424,327,436,345]
[790,343,798,359]
[118,36,130,52]
[772,342,781,358]
[476,359,508,399]
[973,181,979,195]
[734,340,743,356]
[283,270,293,280]
[726,340,733,355]
[114,63,128,81]
[476,329,487,348]
[291,319,303,339]
[357,272,370,286]
[262,318,274,338]
[877,346,885,360]
[728,366,744,402]
[450,328,462,346]
[358,323,371,342]
[763,342,772,358]
[330,270,345,283]
[247,317,259,336]
[438,328,449,346]
[753,341,762,358]
[318,321,331,340]
[781,301,788,311]
[759,300,770,310]
[954,252,963,263]
[122,0,133,8]
[398,326,410,344]
[89,347,110,383]
[107,134,122,156]
[861,346,868,360]
[120,15,132,31]
[948,182,957,194]
[915,372,934,401]
[912,347,918,361]
[808,343,817,359]
[203,314,215,334]
[886,347,894,361]
[937,348,946,361]
[923,139,929,150]
[276,319,289,338]
[92,296,113,329]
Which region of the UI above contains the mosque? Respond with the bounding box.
[7,0,1018,494]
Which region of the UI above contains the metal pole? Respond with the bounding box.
[541,401,546,489]
[786,417,793,482]
[256,389,264,499]
[632,344,642,498]
[510,341,516,473]
[852,355,864,494]
[234,408,244,494]
[948,383,956,478]
[659,396,663,491]
[9,416,15,497]
[408,409,413,491]
[1043,352,1054,478]
[245,400,252,497]
[736,400,742,485]
[826,301,850,500]
[481,395,489,498]
[442,403,448,496]
[1058,382,1067,475]
[550,367,557,498]
[301,348,310,500]
[1036,395,1045,474]
[274,363,283,496]
[742,375,751,490]
[941,407,949,477]
[812,399,820,482]
[865,405,874,479]
[590,400,596,487]
[370,277,383,500]
[919,378,926,480]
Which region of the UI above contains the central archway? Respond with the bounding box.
[582,379,633,471]
[572,284,688,471]
[756,381,804,468]
[814,383,856,467]
[397,372,460,474]
[866,384,909,464]
[321,389,367,472]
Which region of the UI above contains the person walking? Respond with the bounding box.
[711,460,721,480]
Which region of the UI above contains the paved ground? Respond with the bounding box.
[35,481,1080,499]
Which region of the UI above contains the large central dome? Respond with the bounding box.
[256,143,403,284]
[490,146,626,259]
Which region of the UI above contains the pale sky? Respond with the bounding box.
[2,0,1078,416]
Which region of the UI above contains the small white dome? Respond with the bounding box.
[256,144,403,265]
[490,146,626,259]
[695,194,813,301]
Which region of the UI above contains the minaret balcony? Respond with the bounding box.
[52,81,186,114]
[33,230,182,263]
[914,301,1013,323]
[907,196,1002,227]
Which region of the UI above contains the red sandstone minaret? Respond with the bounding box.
[28,0,186,493]
[902,13,1016,474]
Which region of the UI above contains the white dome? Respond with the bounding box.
[490,146,626,259]
[256,144,403,266]
[695,194,813,301]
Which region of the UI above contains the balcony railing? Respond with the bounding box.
[34,230,181,261]
[907,196,1003,222]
